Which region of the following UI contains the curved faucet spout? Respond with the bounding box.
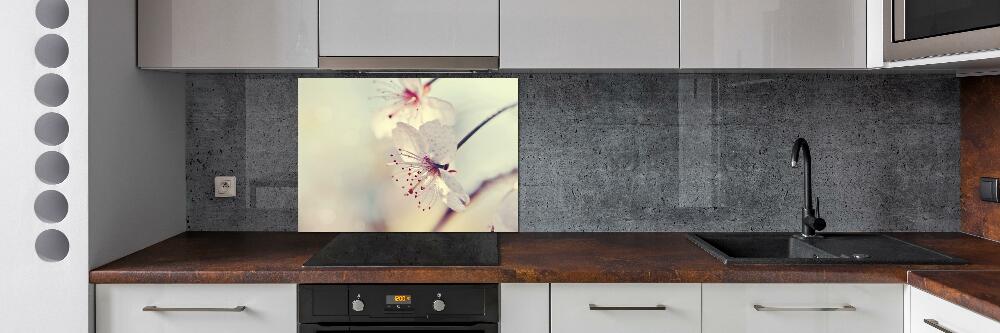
[791,138,824,237]
[791,138,810,168]
[791,138,813,211]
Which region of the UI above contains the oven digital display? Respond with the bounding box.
[386,295,412,304]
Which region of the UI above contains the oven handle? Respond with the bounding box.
[348,323,497,331]
[300,323,498,332]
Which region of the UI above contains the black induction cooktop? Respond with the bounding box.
[303,233,500,267]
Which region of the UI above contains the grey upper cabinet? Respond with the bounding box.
[319,0,499,57]
[500,0,680,69]
[138,0,318,69]
[680,0,869,69]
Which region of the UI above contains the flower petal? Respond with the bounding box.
[392,122,428,156]
[424,97,456,125]
[439,172,470,211]
[372,103,409,138]
[418,120,457,164]
[493,189,518,232]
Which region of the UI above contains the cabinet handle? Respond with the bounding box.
[589,304,667,311]
[923,319,955,333]
[142,306,247,312]
[753,304,856,312]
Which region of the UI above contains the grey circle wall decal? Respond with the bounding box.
[36,0,69,29]
[35,151,69,184]
[35,112,69,146]
[34,190,68,223]
[35,229,69,262]
[35,34,69,68]
[34,73,69,107]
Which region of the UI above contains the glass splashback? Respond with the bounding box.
[298,78,519,232]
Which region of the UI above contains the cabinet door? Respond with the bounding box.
[319,0,499,57]
[551,283,700,333]
[702,283,903,333]
[910,287,1000,333]
[501,0,680,69]
[500,284,548,333]
[138,0,318,69]
[680,0,867,68]
[96,284,297,333]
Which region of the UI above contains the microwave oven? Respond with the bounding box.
[884,0,1000,62]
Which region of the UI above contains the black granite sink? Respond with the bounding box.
[687,233,966,265]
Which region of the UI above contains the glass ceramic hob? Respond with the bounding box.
[303,233,500,267]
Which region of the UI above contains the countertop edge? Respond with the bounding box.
[907,270,1000,323]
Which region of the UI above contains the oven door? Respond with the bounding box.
[300,323,498,333]
[885,0,1000,61]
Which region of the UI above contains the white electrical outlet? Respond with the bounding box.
[215,176,236,198]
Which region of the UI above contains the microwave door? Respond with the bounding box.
[896,0,1000,42]
[885,0,1000,61]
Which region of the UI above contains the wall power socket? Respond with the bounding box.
[215,176,236,198]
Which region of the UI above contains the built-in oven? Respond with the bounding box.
[298,284,498,333]
[884,0,1000,61]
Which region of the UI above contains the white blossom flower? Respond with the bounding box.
[372,78,456,138]
[387,121,469,211]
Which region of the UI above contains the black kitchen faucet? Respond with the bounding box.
[791,138,826,238]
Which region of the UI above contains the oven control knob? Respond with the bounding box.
[351,299,365,312]
[432,299,446,312]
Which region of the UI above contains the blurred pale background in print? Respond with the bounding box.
[299,78,518,232]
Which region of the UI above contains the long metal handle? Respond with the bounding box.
[142,306,247,312]
[923,319,955,333]
[589,304,667,311]
[753,304,856,312]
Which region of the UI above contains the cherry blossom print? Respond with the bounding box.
[491,188,518,232]
[387,121,470,212]
[371,78,456,138]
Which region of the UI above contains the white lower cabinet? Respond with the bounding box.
[550,283,701,333]
[702,283,904,333]
[500,283,549,333]
[95,282,999,333]
[96,284,297,333]
[910,286,1000,333]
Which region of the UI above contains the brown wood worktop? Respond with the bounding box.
[908,270,1000,322]
[91,232,1000,285]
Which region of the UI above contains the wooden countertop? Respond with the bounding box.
[91,232,1000,284]
[908,270,1000,322]
[89,231,1000,321]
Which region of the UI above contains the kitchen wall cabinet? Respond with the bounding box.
[500,0,680,69]
[131,0,886,70]
[680,0,873,68]
[703,283,903,333]
[551,283,701,333]
[138,0,318,69]
[909,287,1000,333]
[96,284,297,333]
[319,0,499,57]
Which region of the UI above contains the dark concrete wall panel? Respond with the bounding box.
[186,73,960,232]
